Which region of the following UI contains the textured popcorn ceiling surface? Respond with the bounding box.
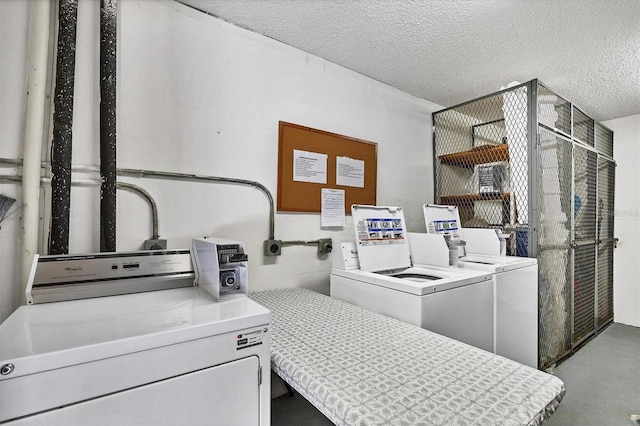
[178,0,639,122]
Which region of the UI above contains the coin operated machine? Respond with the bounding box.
[192,237,249,300]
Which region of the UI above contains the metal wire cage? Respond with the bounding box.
[432,79,615,370]
[433,83,528,256]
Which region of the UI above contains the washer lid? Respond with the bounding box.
[423,204,463,238]
[351,205,411,272]
[459,253,537,272]
[332,265,491,295]
[0,287,270,380]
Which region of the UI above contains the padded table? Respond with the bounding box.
[249,288,564,426]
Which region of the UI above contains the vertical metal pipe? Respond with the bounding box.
[49,0,78,255]
[527,79,540,258]
[100,0,117,252]
[21,0,52,301]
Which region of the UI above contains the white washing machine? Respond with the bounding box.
[330,205,494,352]
[419,204,539,368]
[0,249,270,425]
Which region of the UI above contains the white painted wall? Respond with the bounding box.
[0,0,441,322]
[603,114,640,327]
[0,0,30,323]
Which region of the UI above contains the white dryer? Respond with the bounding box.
[330,205,494,352]
[0,250,270,425]
[458,253,538,367]
[420,204,539,368]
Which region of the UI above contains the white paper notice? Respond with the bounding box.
[293,149,327,184]
[321,188,345,227]
[336,156,365,188]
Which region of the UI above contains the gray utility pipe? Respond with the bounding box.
[20,1,51,303]
[2,159,161,246]
[116,182,159,241]
[116,168,276,241]
[49,0,78,255]
[100,0,118,252]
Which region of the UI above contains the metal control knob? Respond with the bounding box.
[220,271,237,287]
[1,364,14,375]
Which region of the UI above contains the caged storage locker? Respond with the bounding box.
[432,79,616,370]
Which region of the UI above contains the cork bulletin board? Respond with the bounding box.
[277,121,378,213]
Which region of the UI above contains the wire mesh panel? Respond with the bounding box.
[433,85,528,251]
[596,156,615,329]
[433,80,615,369]
[573,106,595,147]
[538,128,572,248]
[537,127,573,368]
[597,156,615,241]
[597,241,614,329]
[538,83,571,135]
[538,246,572,369]
[573,146,597,241]
[573,244,596,344]
[595,123,614,158]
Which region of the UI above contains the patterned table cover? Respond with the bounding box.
[249,288,565,426]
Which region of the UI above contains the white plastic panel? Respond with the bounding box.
[26,250,195,304]
[494,266,539,367]
[462,228,501,255]
[423,204,463,238]
[351,205,411,272]
[331,242,360,270]
[406,232,449,267]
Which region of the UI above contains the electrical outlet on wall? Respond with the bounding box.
[264,239,282,256]
[318,238,333,254]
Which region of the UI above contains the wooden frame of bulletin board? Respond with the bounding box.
[277,121,377,213]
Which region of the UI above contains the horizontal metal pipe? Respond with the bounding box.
[0,158,23,166]
[2,174,105,187]
[4,163,277,241]
[0,175,86,184]
[1,175,160,241]
[0,158,102,174]
[117,168,275,240]
[281,240,321,246]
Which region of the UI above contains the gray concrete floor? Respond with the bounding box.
[272,391,333,426]
[544,323,640,426]
[271,323,640,425]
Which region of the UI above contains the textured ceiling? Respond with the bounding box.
[178,0,640,122]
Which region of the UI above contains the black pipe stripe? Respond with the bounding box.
[50,0,79,255]
[32,271,195,288]
[37,249,191,262]
[100,0,118,252]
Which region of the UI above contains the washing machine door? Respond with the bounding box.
[8,356,262,425]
